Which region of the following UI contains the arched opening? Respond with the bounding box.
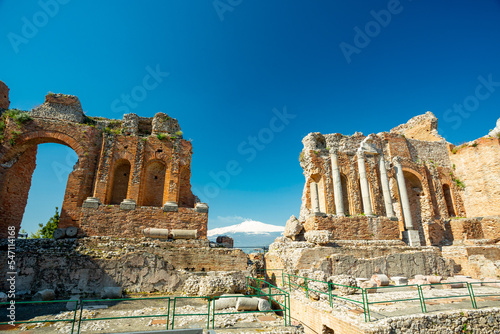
[141,160,166,207]
[109,160,131,204]
[442,184,456,217]
[340,174,350,215]
[0,142,79,236]
[22,144,78,235]
[403,171,424,231]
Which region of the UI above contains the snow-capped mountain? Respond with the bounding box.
[207,220,284,249]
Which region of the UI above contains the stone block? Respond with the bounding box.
[371,274,390,287]
[33,289,55,301]
[360,281,377,293]
[65,226,78,237]
[120,199,136,210]
[101,287,122,299]
[402,230,422,246]
[0,80,10,109]
[194,203,209,213]
[426,275,442,284]
[258,298,271,311]
[31,93,85,123]
[163,201,178,212]
[53,228,65,240]
[236,297,259,311]
[171,229,197,239]
[304,230,331,245]
[122,113,139,135]
[152,112,181,135]
[284,215,303,238]
[82,197,101,209]
[392,277,408,286]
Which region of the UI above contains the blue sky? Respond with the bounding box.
[1,0,499,234]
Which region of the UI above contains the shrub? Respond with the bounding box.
[157,133,167,140]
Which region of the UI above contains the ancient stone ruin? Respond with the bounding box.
[267,111,500,279]
[0,83,208,239]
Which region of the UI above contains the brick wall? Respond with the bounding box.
[303,215,400,240]
[74,206,208,238]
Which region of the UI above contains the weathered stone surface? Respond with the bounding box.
[182,271,248,297]
[284,215,303,238]
[101,287,122,299]
[0,238,248,296]
[266,238,455,279]
[390,111,442,142]
[152,112,181,135]
[31,93,85,123]
[258,298,271,311]
[236,297,259,311]
[194,203,208,213]
[370,274,389,286]
[392,276,408,285]
[120,199,136,210]
[304,230,331,245]
[359,281,377,293]
[33,289,55,301]
[163,201,179,212]
[328,275,357,295]
[0,80,10,109]
[487,117,500,138]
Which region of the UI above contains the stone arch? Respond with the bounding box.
[0,130,96,236]
[108,159,131,205]
[442,183,456,217]
[140,160,166,207]
[340,173,351,215]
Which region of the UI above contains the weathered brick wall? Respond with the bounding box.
[75,206,208,238]
[0,146,37,235]
[0,80,9,109]
[303,215,400,240]
[450,137,500,217]
[0,90,203,238]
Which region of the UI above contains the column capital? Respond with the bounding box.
[356,150,365,159]
[392,156,403,165]
[329,148,339,156]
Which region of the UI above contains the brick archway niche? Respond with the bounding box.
[0,126,101,237]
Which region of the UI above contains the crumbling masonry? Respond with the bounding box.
[0,83,208,239]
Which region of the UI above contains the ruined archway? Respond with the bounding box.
[140,160,166,206]
[109,159,131,205]
[0,128,100,237]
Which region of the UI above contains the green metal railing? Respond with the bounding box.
[3,278,499,330]
[246,276,291,326]
[278,271,500,322]
[76,296,171,333]
[0,299,79,333]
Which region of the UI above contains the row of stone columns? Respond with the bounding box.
[309,151,419,245]
[310,151,412,222]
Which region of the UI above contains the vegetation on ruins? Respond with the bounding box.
[157,133,167,140]
[30,207,60,239]
[0,109,32,143]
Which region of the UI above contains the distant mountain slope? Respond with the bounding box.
[207,220,284,249]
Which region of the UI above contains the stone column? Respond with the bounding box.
[393,157,413,229]
[330,150,345,216]
[310,181,321,214]
[357,151,374,216]
[379,155,395,218]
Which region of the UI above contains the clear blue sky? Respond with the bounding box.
[1,0,499,234]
